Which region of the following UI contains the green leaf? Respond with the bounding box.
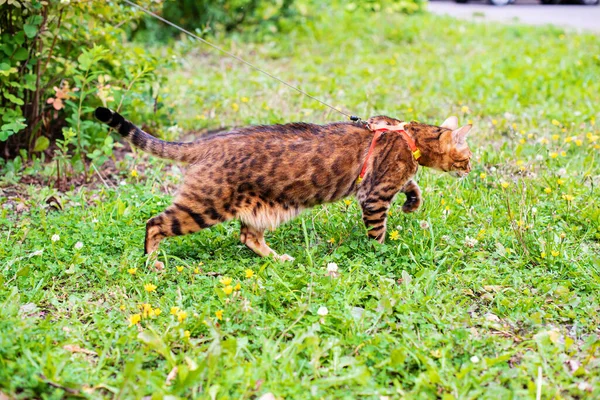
[16,266,30,277]
[33,136,49,152]
[13,47,29,61]
[23,24,38,38]
[2,91,24,106]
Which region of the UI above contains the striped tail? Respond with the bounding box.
[94,107,196,163]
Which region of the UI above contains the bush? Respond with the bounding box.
[0,0,164,168]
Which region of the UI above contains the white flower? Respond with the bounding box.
[558,168,567,176]
[464,236,478,248]
[326,263,338,273]
[531,207,537,214]
[419,220,430,230]
[317,306,329,316]
[535,155,544,161]
[51,234,60,242]
[92,218,98,223]
[470,355,480,363]
[74,241,83,250]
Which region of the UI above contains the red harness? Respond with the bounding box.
[357,123,421,184]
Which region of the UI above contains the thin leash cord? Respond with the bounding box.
[121,0,357,120]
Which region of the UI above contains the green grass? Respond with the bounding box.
[2,5,600,399]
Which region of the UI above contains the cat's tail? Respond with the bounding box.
[94,107,196,163]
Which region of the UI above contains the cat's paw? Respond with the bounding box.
[275,254,295,262]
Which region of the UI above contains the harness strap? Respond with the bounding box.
[356,122,421,184]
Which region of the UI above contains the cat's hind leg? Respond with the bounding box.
[145,201,221,255]
[401,179,421,213]
[239,223,294,262]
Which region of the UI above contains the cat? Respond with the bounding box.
[95,107,472,262]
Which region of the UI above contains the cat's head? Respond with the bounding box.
[404,116,473,178]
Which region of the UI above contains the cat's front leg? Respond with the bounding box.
[400,179,421,213]
[360,199,391,243]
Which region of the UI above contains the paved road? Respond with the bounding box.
[428,1,600,32]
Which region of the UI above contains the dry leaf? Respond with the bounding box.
[565,359,580,373]
[165,366,178,386]
[483,285,505,292]
[485,313,500,322]
[63,344,97,356]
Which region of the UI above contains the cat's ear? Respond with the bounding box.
[452,125,472,148]
[441,116,458,130]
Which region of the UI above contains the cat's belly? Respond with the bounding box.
[238,204,304,231]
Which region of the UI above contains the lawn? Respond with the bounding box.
[1,4,600,399]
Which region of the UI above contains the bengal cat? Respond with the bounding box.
[95,107,472,262]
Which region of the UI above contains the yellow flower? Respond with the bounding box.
[389,230,400,241]
[241,97,249,103]
[127,268,137,275]
[551,250,560,257]
[119,304,126,311]
[130,169,138,178]
[234,283,241,291]
[549,152,558,159]
[552,119,560,126]
[170,307,179,315]
[562,194,574,201]
[245,269,254,279]
[407,107,413,113]
[512,123,517,129]
[461,105,470,113]
[541,252,547,259]
[468,119,473,125]
[176,265,184,273]
[492,119,498,125]
[215,310,223,321]
[519,138,525,144]
[544,187,552,194]
[152,308,162,317]
[551,134,560,141]
[220,277,232,286]
[557,179,565,185]
[328,237,335,244]
[194,267,199,274]
[441,198,446,205]
[540,138,549,145]
[527,133,534,139]
[231,102,239,112]
[480,173,487,179]
[129,314,141,326]
[177,310,188,323]
[560,151,566,157]
[184,330,191,338]
[455,198,463,205]
[564,136,573,143]
[344,199,352,206]
[141,303,152,316]
[223,285,233,295]
[575,139,582,146]
[501,182,509,189]
[144,283,157,292]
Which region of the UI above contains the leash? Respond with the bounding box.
[356,122,421,184]
[121,0,362,122]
